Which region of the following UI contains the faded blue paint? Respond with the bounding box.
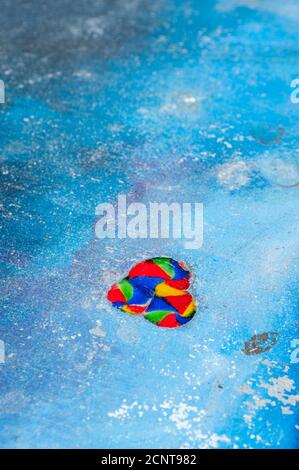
[0,0,299,449]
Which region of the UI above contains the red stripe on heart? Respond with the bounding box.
[165,278,190,290]
[126,304,148,314]
[128,260,171,280]
[107,285,126,303]
[165,293,193,315]
[157,314,180,328]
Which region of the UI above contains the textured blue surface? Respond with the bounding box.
[0,0,299,448]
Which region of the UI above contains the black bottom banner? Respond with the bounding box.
[0,449,297,465]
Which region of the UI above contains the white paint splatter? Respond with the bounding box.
[89,320,106,338]
[260,375,299,408]
[217,161,251,190]
[169,402,198,430]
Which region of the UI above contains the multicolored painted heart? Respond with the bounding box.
[107,257,196,328]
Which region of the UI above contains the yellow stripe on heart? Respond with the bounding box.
[181,300,196,317]
[155,282,186,297]
[121,305,141,315]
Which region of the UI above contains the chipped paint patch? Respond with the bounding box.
[258,155,299,188]
[242,332,278,356]
[250,126,285,146]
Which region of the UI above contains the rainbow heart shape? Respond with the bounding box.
[107,257,196,328]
